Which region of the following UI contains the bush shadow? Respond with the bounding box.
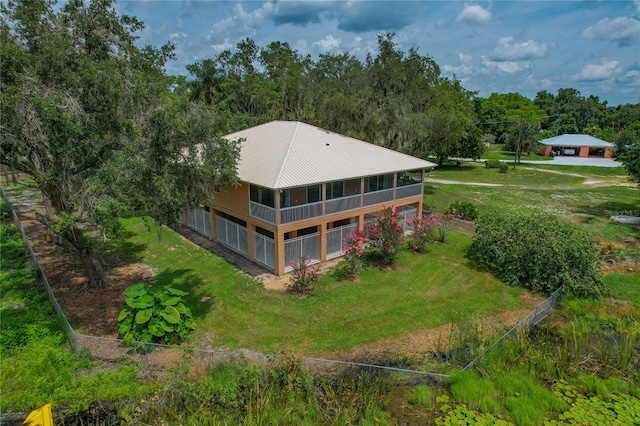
[152,268,213,320]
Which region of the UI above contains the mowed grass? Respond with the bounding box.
[483,143,552,162]
[425,164,640,244]
[119,219,523,355]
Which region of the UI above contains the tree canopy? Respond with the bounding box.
[0,0,239,289]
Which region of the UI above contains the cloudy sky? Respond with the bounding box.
[117,0,640,106]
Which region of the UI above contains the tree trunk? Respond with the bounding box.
[58,228,109,290]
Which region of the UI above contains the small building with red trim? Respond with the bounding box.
[538,134,614,158]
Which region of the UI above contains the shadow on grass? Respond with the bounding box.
[102,229,148,266]
[153,268,213,319]
[572,200,640,218]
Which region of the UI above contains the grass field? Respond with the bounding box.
[425,162,639,245]
[483,143,552,162]
[118,219,524,356]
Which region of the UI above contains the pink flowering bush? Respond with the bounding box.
[363,206,404,265]
[407,212,441,252]
[288,256,320,296]
[342,230,369,277]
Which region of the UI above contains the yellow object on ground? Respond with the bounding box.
[23,403,53,426]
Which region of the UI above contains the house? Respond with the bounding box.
[538,134,614,158]
[184,121,436,275]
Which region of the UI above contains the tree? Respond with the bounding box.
[0,0,238,289]
[614,123,640,185]
[468,211,605,298]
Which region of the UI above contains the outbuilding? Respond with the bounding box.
[538,134,614,158]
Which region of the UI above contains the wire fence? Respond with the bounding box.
[1,186,78,352]
[1,184,566,383]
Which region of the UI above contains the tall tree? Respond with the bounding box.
[0,0,238,289]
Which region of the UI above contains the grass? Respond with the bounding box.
[424,164,640,245]
[604,273,640,304]
[483,143,552,162]
[118,219,523,356]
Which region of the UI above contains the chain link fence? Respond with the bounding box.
[2,184,566,384]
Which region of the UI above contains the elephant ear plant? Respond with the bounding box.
[118,283,196,346]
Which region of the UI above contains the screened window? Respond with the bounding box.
[397,169,422,187]
[250,185,275,208]
[365,174,393,193]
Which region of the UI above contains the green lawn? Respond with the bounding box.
[118,219,524,356]
[425,164,639,244]
[483,143,552,162]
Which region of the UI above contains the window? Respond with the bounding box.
[365,174,393,192]
[327,181,344,200]
[250,185,275,208]
[280,185,322,207]
[397,169,422,187]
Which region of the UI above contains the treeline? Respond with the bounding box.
[178,36,640,161]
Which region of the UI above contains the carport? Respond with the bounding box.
[538,134,614,158]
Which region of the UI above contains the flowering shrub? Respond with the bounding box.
[407,212,441,252]
[288,256,320,296]
[342,230,369,276]
[364,206,404,265]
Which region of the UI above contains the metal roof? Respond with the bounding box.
[224,121,436,189]
[539,134,614,148]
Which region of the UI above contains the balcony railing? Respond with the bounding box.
[363,188,394,206]
[280,201,323,224]
[325,194,361,215]
[250,183,422,224]
[284,232,320,270]
[250,201,276,225]
[395,183,423,199]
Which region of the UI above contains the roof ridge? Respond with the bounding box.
[272,121,300,189]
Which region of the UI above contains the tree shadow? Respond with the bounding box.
[152,268,213,320]
[572,200,640,218]
[101,229,148,266]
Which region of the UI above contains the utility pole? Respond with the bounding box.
[513,115,524,169]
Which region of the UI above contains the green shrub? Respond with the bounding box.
[447,201,479,221]
[406,385,432,407]
[118,283,196,345]
[468,211,605,298]
[498,163,509,173]
[485,159,502,169]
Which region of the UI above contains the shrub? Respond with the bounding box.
[436,211,461,243]
[485,159,502,169]
[288,256,320,296]
[498,163,509,173]
[468,211,605,298]
[118,283,196,345]
[363,206,404,265]
[407,213,441,252]
[446,201,479,221]
[342,230,369,277]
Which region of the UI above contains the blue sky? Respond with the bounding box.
[116,0,640,106]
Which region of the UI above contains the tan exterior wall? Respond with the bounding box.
[209,179,425,276]
[212,183,250,218]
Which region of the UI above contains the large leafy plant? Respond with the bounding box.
[118,283,196,345]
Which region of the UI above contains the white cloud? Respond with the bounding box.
[490,37,549,61]
[456,3,492,25]
[572,59,621,81]
[482,56,531,73]
[313,34,341,52]
[635,0,640,17]
[210,39,235,53]
[458,52,473,63]
[581,17,640,46]
[207,3,272,44]
[443,64,473,76]
[168,32,187,42]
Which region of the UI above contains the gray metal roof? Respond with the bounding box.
[539,134,614,148]
[224,121,436,189]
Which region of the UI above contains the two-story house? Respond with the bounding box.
[184,121,436,275]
